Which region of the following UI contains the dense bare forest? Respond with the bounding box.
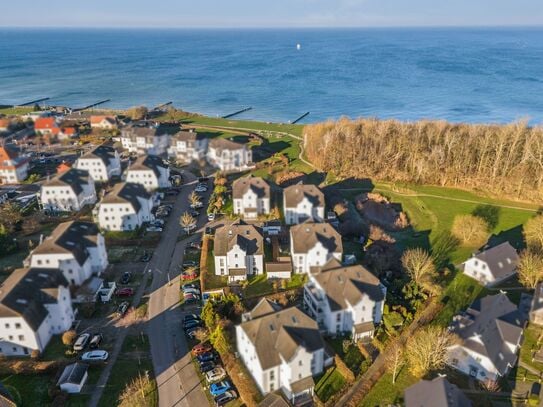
[304,118,543,202]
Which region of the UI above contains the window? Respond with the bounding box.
[299,360,303,366]
[336,314,341,322]
[270,370,275,380]
[5,323,9,329]
[18,335,24,341]
[15,323,21,329]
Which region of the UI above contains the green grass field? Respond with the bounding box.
[315,367,347,403]
[360,368,417,407]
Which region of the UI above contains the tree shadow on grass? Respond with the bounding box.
[472,204,500,230]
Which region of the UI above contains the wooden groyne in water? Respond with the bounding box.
[292,111,310,124]
[222,107,252,119]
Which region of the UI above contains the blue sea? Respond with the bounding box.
[0,28,542,124]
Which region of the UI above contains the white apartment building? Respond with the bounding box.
[214,221,264,282]
[463,242,519,287]
[74,144,121,182]
[27,221,108,286]
[120,122,170,155]
[283,184,325,225]
[304,259,386,341]
[40,168,97,213]
[0,268,74,356]
[167,129,208,163]
[95,182,154,231]
[0,146,29,184]
[232,176,271,219]
[290,222,343,274]
[125,154,171,191]
[447,293,524,382]
[207,138,252,171]
[236,299,327,403]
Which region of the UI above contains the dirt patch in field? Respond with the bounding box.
[355,192,409,231]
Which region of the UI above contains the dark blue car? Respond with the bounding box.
[197,352,217,363]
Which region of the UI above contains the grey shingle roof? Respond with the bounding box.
[44,168,91,196]
[32,221,100,265]
[404,376,472,407]
[312,259,384,312]
[449,293,524,375]
[232,176,270,200]
[0,268,68,330]
[57,363,88,386]
[240,300,324,370]
[470,242,519,281]
[80,144,118,167]
[128,155,167,178]
[101,182,150,212]
[171,129,203,143]
[290,221,342,255]
[209,138,246,152]
[214,221,263,256]
[284,184,324,208]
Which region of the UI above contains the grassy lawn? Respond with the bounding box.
[0,249,29,279]
[98,334,157,407]
[107,246,150,263]
[42,335,74,360]
[314,367,347,403]
[360,368,417,407]
[243,273,306,298]
[0,373,52,406]
[326,338,365,375]
[0,106,33,115]
[519,324,543,373]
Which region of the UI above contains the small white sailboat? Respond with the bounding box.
[296,43,301,50]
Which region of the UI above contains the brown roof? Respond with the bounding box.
[353,321,375,334]
[171,129,203,142]
[312,259,384,311]
[284,184,324,208]
[209,137,246,152]
[258,394,290,407]
[232,176,270,200]
[266,262,293,274]
[0,268,68,330]
[239,301,325,370]
[101,182,150,211]
[90,115,116,125]
[214,221,263,256]
[32,221,100,266]
[229,268,247,276]
[290,376,315,394]
[290,221,342,255]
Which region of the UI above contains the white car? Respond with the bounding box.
[146,226,163,232]
[194,186,207,193]
[207,213,215,221]
[183,288,201,296]
[73,333,91,351]
[81,350,109,362]
[151,219,165,226]
[206,367,226,383]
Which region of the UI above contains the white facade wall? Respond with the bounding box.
[126,167,171,191]
[97,199,154,231]
[121,135,170,155]
[207,147,252,171]
[0,162,28,184]
[284,196,325,225]
[40,182,97,212]
[463,258,516,287]
[74,155,121,182]
[215,245,264,280]
[233,189,270,219]
[168,139,208,162]
[447,344,501,381]
[291,241,342,274]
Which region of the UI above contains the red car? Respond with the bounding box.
[192,343,213,356]
[181,272,198,281]
[115,288,134,297]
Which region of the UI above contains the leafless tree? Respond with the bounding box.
[179,212,196,233]
[518,249,543,289]
[385,339,404,384]
[525,214,543,252]
[401,247,436,287]
[451,214,488,246]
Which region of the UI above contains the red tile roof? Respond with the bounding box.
[34,117,58,130]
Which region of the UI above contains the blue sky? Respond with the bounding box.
[1,0,542,28]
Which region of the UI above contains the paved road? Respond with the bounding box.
[147,172,210,407]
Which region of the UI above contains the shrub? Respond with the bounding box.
[62,330,77,346]
[451,214,489,246]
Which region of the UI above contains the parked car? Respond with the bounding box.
[160,204,173,210]
[89,333,103,349]
[186,327,204,339]
[181,271,198,281]
[73,333,91,351]
[120,272,132,284]
[166,190,179,196]
[183,287,200,295]
[194,186,207,193]
[214,391,238,406]
[199,361,216,373]
[207,213,216,221]
[189,210,200,218]
[206,367,226,383]
[152,219,165,226]
[146,226,163,232]
[115,287,134,297]
[183,320,203,330]
[196,352,217,363]
[198,177,209,183]
[190,202,204,209]
[210,381,232,397]
[116,301,130,317]
[182,284,199,292]
[140,252,152,262]
[192,343,212,356]
[81,350,109,362]
[182,261,197,268]
[205,226,214,235]
[184,293,200,302]
[188,241,202,250]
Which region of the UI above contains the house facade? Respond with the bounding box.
[125,155,171,191]
[232,176,271,219]
[290,222,343,274]
[95,182,154,231]
[0,146,29,184]
[207,138,252,171]
[463,242,519,287]
[120,123,170,155]
[236,299,326,403]
[530,283,543,326]
[74,145,121,182]
[40,168,97,212]
[304,259,386,341]
[214,221,264,282]
[447,293,524,382]
[27,221,108,286]
[283,184,325,225]
[34,117,60,137]
[167,129,208,163]
[0,268,74,356]
[90,115,118,130]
